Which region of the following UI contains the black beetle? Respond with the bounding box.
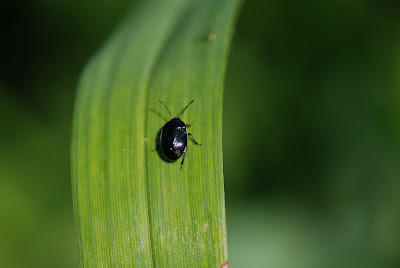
[155,99,201,169]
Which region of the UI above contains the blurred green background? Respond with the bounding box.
[1,0,400,267]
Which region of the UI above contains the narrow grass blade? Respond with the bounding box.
[71,0,242,267]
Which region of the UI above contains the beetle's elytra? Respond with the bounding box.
[155,100,201,169]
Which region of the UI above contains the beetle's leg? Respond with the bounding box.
[186,123,193,127]
[152,141,158,152]
[152,133,160,152]
[188,133,201,145]
[181,148,188,170]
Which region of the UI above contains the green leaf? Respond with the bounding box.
[71,0,242,267]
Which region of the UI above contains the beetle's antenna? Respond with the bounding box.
[158,100,172,117]
[179,100,194,118]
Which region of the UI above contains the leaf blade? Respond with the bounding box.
[72,0,242,267]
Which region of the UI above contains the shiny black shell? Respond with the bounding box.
[159,118,188,161]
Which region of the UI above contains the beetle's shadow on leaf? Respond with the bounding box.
[149,108,169,122]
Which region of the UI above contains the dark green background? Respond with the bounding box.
[1,0,400,267]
